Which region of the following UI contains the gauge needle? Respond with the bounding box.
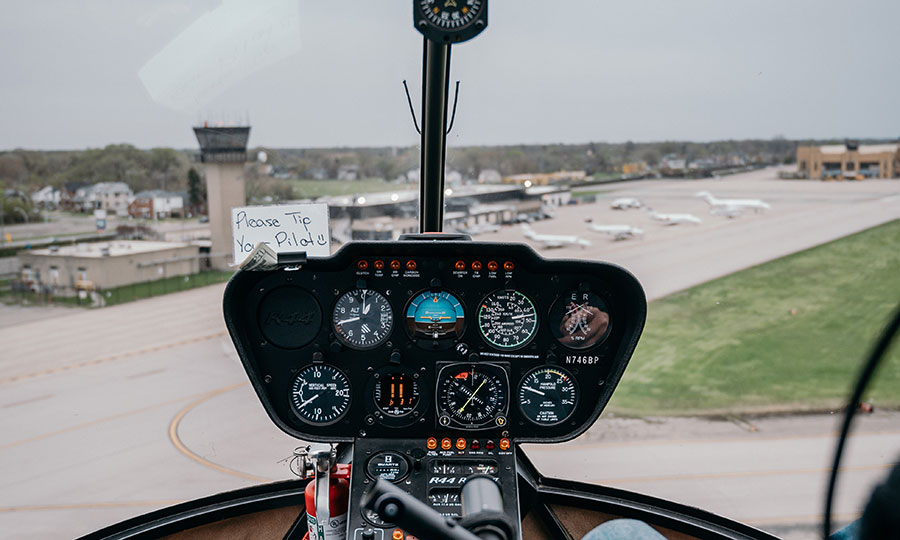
[523,386,546,396]
[299,393,320,408]
[338,316,360,325]
[511,313,533,320]
[458,379,486,413]
[362,297,370,314]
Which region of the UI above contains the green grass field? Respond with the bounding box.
[609,219,900,416]
[290,179,407,198]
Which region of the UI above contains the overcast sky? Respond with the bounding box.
[1,0,898,150]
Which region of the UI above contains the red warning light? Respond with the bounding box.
[487,261,498,271]
[357,260,369,270]
[390,260,401,270]
[455,260,466,271]
[503,261,514,271]
[374,260,385,270]
[454,372,469,380]
[406,260,417,270]
[471,261,482,271]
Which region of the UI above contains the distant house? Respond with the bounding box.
[71,182,134,215]
[478,169,501,183]
[337,164,359,181]
[129,190,185,219]
[31,186,61,209]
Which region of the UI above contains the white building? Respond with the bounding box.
[31,186,61,209]
[73,182,134,215]
[129,190,185,219]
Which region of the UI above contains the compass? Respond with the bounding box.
[414,0,488,44]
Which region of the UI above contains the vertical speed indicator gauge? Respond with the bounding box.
[332,289,393,350]
[478,290,537,350]
[289,364,351,426]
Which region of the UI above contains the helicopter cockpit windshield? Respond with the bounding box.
[3,2,900,540]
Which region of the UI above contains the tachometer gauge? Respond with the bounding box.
[331,289,393,350]
[478,290,538,350]
[437,363,508,428]
[549,291,610,349]
[406,290,465,343]
[289,364,351,426]
[518,366,578,426]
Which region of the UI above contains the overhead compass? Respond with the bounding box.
[414,0,488,44]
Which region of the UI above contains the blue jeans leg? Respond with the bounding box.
[581,519,667,540]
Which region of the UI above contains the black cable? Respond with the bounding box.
[446,80,461,134]
[824,300,900,538]
[402,80,421,134]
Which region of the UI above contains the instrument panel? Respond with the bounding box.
[223,240,646,443]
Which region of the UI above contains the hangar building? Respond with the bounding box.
[796,142,899,180]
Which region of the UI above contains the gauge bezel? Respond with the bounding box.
[365,365,428,428]
[548,290,612,350]
[435,362,509,430]
[405,288,466,349]
[331,288,394,351]
[414,0,488,44]
[517,365,580,427]
[477,289,539,351]
[288,364,352,427]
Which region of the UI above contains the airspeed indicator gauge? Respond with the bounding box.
[478,290,538,350]
[414,0,488,44]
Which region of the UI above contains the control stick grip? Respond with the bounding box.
[460,475,511,540]
[361,479,482,540]
[461,475,503,515]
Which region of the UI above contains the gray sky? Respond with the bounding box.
[1,0,898,150]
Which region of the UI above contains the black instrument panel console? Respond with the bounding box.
[223,240,646,443]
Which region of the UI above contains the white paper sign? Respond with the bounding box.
[232,203,331,265]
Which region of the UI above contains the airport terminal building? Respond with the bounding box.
[796,142,900,180]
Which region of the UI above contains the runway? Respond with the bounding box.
[1,169,899,538]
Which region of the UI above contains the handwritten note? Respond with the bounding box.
[231,203,331,265]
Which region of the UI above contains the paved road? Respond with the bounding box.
[1,170,899,539]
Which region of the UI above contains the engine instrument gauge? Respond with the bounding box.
[518,366,578,426]
[289,364,351,426]
[478,290,538,350]
[331,288,393,350]
[406,290,465,343]
[374,371,420,417]
[437,363,508,428]
[549,290,611,349]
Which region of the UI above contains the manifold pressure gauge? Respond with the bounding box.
[414,0,488,44]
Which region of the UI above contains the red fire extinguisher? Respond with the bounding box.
[304,463,351,540]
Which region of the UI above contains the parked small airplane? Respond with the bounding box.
[695,190,771,214]
[520,223,591,248]
[456,223,501,236]
[646,208,702,225]
[587,223,645,240]
[610,197,643,209]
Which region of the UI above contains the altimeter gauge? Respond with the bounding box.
[332,288,393,350]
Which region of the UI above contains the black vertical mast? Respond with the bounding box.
[418,38,452,233]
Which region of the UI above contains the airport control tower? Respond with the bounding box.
[193,125,249,270]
